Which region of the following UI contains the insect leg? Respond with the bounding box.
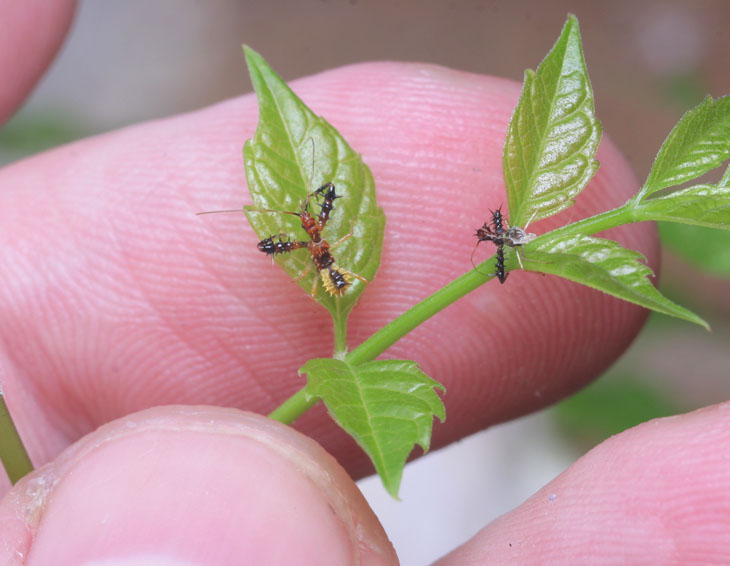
[330,232,353,249]
[310,274,320,299]
[515,247,525,271]
[292,261,313,282]
[523,209,539,231]
[339,268,367,284]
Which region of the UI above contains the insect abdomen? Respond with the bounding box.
[320,264,351,295]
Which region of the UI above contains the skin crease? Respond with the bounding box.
[2,5,730,565]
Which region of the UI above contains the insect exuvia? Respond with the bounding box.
[254,182,366,298]
[473,207,536,284]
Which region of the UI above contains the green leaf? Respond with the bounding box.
[0,393,34,484]
[242,47,385,325]
[503,14,601,227]
[721,162,730,187]
[522,233,708,328]
[301,358,445,498]
[635,183,730,230]
[659,222,730,278]
[642,95,730,196]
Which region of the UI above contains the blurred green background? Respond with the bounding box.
[2,2,729,564]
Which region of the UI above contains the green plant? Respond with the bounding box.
[2,15,729,498]
[242,15,730,498]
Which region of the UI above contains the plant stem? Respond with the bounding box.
[267,386,318,423]
[346,266,493,365]
[268,294,348,425]
[540,203,634,241]
[345,202,638,367]
[267,199,640,424]
[0,393,33,484]
[268,259,496,424]
[333,313,348,359]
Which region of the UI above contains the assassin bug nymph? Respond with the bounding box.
[254,182,367,298]
[473,207,536,284]
[198,139,366,298]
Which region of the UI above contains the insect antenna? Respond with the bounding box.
[196,209,245,216]
[523,209,539,231]
[470,244,487,274]
[197,206,301,218]
[244,206,301,218]
[306,136,316,193]
[298,137,318,213]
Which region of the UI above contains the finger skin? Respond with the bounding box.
[436,402,730,566]
[0,406,397,565]
[0,62,657,486]
[0,0,76,124]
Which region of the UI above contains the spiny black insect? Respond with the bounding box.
[493,246,507,284]
[473,206,535,284]
[491,207,505,237]
[474,207,509,283]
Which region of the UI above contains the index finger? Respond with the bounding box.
[0,1,76,124]
[0,62,656,487]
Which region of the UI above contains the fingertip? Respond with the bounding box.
[0,1,76,124]
[437,403,730,565]
[0,406,396,566]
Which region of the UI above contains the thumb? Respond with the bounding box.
[0,406,396,565]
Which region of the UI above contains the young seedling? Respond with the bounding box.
[239,14,730,498]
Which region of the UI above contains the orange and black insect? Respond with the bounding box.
[473,206,535,284]
[256,183,366,297]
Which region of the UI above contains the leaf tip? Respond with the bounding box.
[559,13,581,42]
[243,45,268,95]
[242,44,259,63]
[683,312,711,332]
[382,477,403,500]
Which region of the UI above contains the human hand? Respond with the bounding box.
[3,4,729,564]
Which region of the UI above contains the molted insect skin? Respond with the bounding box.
[320,263,351,295]
[503,226,536,247]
